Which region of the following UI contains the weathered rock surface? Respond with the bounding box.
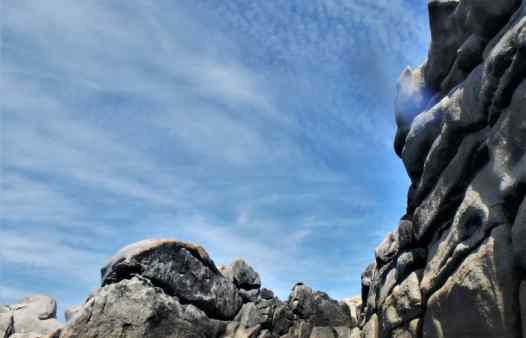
[101,239,243,320]
[364,0,526,337]
[55,277,226,338]
[7,1,526,337]
[41,240,360,338]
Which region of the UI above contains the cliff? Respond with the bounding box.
[2,0,526,337]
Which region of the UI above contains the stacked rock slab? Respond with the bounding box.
[357,0,526,337]
[47,239,362,338]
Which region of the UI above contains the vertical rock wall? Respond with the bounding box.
[363,0,526,337]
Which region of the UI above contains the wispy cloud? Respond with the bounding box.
[1,0,428,308]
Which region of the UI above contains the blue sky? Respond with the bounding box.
[1,0,429,314]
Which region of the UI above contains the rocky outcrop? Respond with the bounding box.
[39,239,361,338]
[5,1,526,337]
[357,0,526,337]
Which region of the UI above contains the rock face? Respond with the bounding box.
[6,1,526,337]
[357,0,526,337]
[101,239,243,320]
[42,240,361,338]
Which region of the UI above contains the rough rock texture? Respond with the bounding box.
[41,240,360,338]
[101,239,242,320]
[357,0,526,337]
[55,277,226,338]
[7,1,526,337]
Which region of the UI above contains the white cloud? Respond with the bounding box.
[1,0,427,307]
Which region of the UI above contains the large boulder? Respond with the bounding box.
[55,277,226,338]
[6,295,62,336]
[101,239,242,319]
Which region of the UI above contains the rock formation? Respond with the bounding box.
[3,0,526,337]
[370,0,526,337]
[33,240,358,338]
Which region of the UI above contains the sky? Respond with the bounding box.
[1,0,429,315]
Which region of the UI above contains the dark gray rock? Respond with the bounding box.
[260,288,274,300]
[520,282,526,338]
[412,128,488,242]
[222,259,261,291]
[395,249,426,281]
[101,239,242,320]
[396,219,414,250]
[425,0,465,91]
[271,304,293,336]
[361,263,375,308]
[239,289,260,303]
[309,326,336,338]
[401,99,446,183]
[513,197,526,271]
[374,231,399,266]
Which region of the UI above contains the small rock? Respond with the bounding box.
[223,259,262,290]
[240,289,260,303]
[260,288,274,300]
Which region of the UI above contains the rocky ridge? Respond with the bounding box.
[3,0,526,337]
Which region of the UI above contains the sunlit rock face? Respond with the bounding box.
[371,0,526,337]
[6,1,526,338]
